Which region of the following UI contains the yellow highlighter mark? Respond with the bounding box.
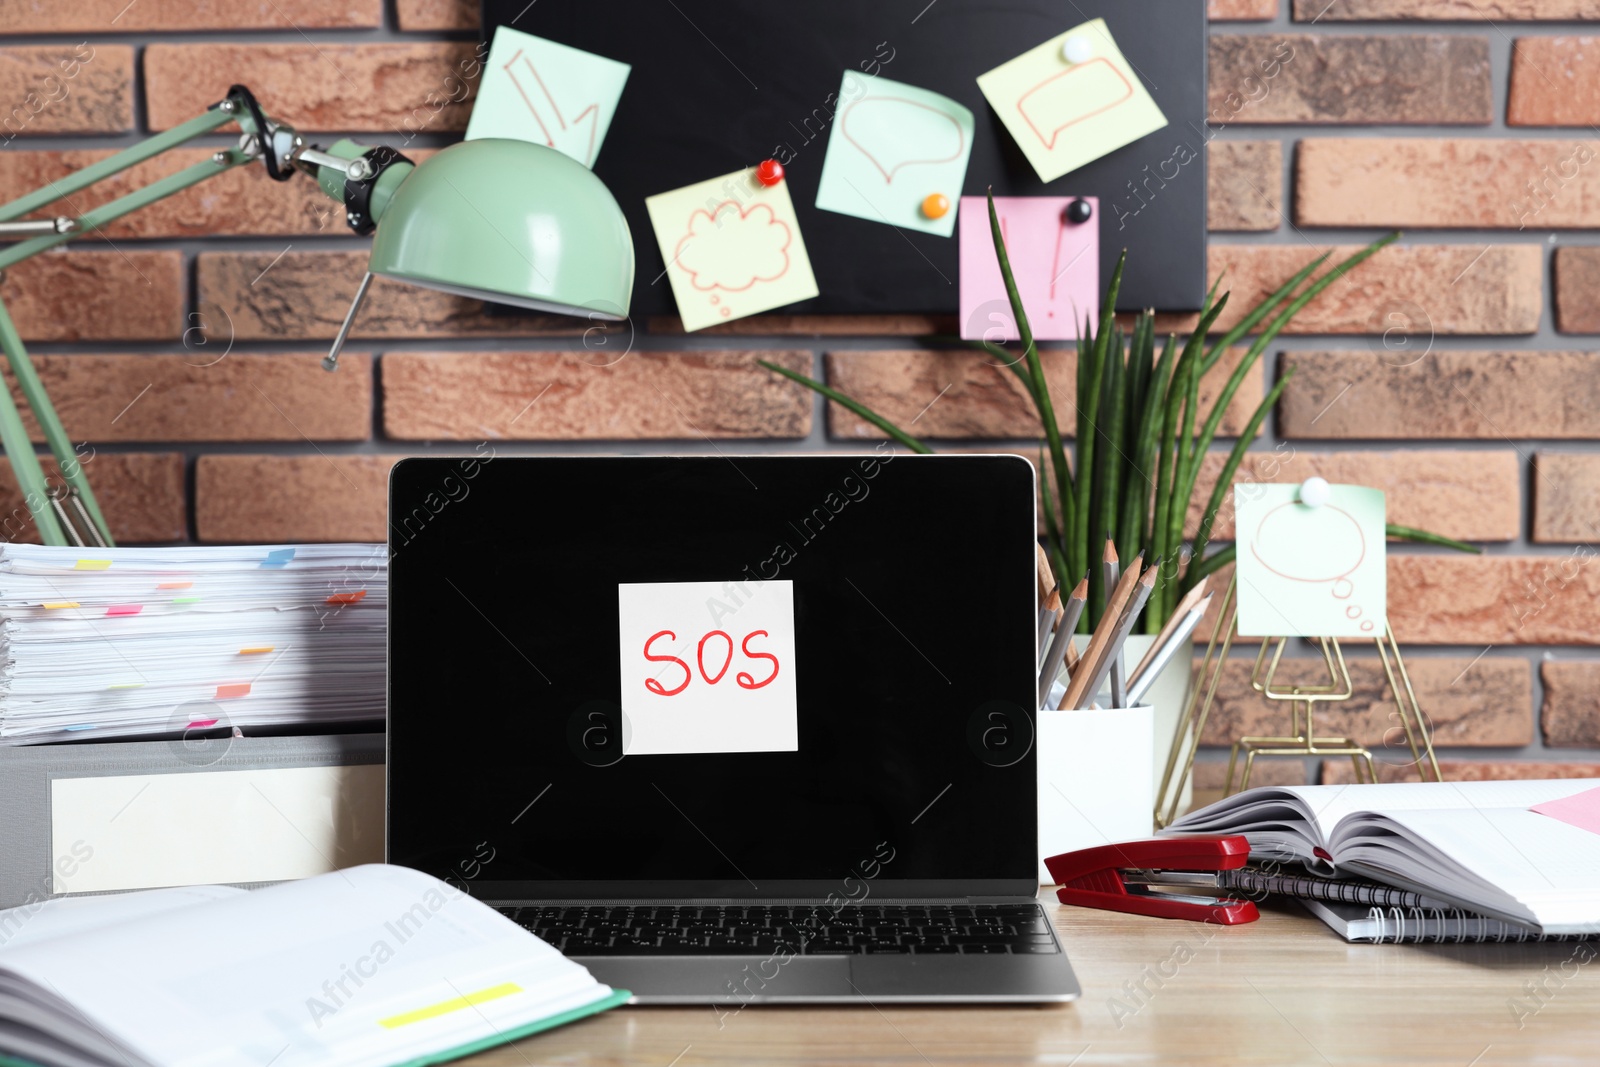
[378,983,522,1030]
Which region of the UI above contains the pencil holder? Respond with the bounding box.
[1037,704,1154,884]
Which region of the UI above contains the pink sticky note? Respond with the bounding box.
[958,195,1098,342]
[1531,784,1600,837]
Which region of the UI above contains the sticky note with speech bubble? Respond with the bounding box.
[958,195,1098,342]
[465,25,631,169]
[645,167,820,332]
[1234,484,1387,639]
[814,72,975,238]
[977,18,1166,183]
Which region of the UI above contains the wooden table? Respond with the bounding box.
[465,895,1600,1066]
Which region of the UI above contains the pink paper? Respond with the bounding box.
[958,196,1098,342]
[1531,784,1600,837]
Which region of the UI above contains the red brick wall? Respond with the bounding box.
[0,0,1596,781]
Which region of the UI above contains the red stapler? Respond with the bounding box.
[1044,835,1260,925]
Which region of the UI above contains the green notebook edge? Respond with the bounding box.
[0,988,632,1067]
[391,987,633,1067]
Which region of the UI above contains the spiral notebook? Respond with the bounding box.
[1300,898,1597,945]
[1167,778,1600,935]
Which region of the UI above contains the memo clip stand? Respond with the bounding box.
[1153,482,1443,830]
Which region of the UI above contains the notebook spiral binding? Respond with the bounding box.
[1364,906,1590,945]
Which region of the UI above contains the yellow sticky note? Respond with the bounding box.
[645,167,819,332]
[976,18,1167,183]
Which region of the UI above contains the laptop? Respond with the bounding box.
[387,454,1079,1003]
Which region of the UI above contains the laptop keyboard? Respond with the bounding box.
[497,903,1059,956]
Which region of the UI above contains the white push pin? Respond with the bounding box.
[1298,476,1331,508]
[1062,35,1093,64]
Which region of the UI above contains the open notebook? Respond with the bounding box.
[0,865,627,1067]
[1167,779,1600,935]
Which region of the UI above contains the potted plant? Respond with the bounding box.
[763,194,1475,802]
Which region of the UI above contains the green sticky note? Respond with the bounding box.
[814,72,975,238]
[976,18,1167,183]
[645,167,819,332]
[1234,484,1387,639]
[465,25,630,169]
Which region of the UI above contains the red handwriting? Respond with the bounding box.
[643,629,779,695]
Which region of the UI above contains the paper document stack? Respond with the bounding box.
[0,544,386,745]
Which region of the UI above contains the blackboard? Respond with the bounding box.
[481,0,1208,317]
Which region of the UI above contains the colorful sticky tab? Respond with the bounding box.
[976,18,1167,183]
[814,72,975,238]
[1532,785,1600,838]
[325,590,367,605]
[187,718,219,729]
[156,581,193,590]
[74,559,111,571]
[105,604,143,617]
[465,25,631,169]
[646,167,819,332]
[42,601,80,610]
[1234,483,1387,639]
[171,596,201,604]
[215,683,252,699]
[959,196,1099,342]
[261,549,296,568]
[107,683,144,690]
[238,646,274,655]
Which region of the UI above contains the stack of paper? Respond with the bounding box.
[0,544,386,745]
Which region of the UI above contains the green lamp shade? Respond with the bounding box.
[368,138,634,320]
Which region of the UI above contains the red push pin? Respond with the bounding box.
[755,159,785,187]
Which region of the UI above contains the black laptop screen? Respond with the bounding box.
[387,454,1039,895]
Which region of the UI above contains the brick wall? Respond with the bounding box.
[0,0,1596,782]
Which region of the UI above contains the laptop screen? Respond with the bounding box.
[388,454,1039,897]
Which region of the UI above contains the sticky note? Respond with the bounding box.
[105,604,142,617]
[977,18,1167,183]
[74,559,111,571]
[216,683,252,700]
[1234,484,1387,639]
[261,549,295,568]
[325,590,367,605]
[1532,785,1600,837]
[617,579,798,755]
[814,72,975,238]
[42,601,79,610]
[646,167,819,332]
[959,196,1098,342]
[466,25,631,169]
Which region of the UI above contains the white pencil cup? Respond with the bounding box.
[1037,705,1155,884]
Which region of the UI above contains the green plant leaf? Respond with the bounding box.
[757,360,933,454]
[987,191,1074,567]
[1387,523,1481,553]
[1184,366,1298,592]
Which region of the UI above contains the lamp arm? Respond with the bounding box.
[0,85,412,544]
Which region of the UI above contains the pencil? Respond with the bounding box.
[1129,575,1210,686]
[1036,542,1054,602]
[1126,594,1210,706]
[1059,555,1144,712]
[1103,539,1125,708]
[1078,562,1158,709]
[1038,577,1087,708]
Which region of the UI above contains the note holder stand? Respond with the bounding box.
[1154,575,1442,829]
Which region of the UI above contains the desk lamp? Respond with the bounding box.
[0,85,635,547]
